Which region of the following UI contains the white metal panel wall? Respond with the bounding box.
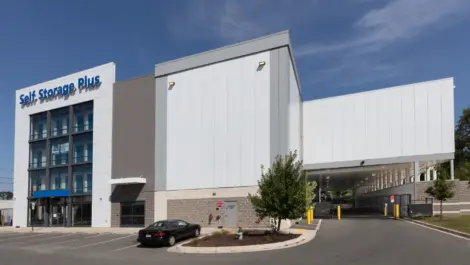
[14,63,115,227]
[288,61,301,158]
[303,78,455,165]
[166,52,271,190]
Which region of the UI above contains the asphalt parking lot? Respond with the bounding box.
[1,219,469,265]
[0,231,175,261]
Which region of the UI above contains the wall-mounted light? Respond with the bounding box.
[258,61,266,66]
[169,81,175,86]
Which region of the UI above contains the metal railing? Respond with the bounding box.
[73,155,92,163]
[29,161,47,169]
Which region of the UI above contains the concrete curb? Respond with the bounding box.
[168,219,321,254]
[405,218,470,239]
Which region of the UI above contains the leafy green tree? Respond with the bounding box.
[425,170,455,220]
[305,177,317,210]
[248,150,306,233]
[439,106,470,182]
[455,107,470,169]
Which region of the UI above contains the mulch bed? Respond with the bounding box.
[183,231,300,247]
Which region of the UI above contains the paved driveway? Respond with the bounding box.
[0,218,468,265]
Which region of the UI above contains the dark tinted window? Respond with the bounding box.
[150,221,168,228]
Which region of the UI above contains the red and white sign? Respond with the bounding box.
[390,195,395,203]
[216,201,223,207]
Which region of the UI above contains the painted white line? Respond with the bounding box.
[405,220,470,241]
[83,233,107,239]
[0,233,43,241]
[316,219,323,230]
[74,234,135,249]
[12,233,75,244]
[109,243,141,252]
[36,233,105,246]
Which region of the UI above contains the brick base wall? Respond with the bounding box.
[109,184,155,227]
[416,181,470,215]
[167,197,269,228]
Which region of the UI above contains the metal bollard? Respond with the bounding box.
[394,204,400,220]
[337,205,341,220]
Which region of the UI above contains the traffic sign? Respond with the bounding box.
[390,195,395,203]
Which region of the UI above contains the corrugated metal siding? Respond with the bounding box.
[303,78,455,165]
[166,51,271,190]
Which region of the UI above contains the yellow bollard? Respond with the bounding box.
[394,204,400,220]
[310,206,314,220]
[384,204,387,217]
[337,205,341,220]
[307,208,311,225]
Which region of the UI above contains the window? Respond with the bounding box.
[73,134,93,163]
[50,139,69,166]
[50,168,68,190]
[150,221,168,228]
[29,170,46,194]
[29,142,47,169]
[73,102,93,132]
[73,165,92,193]
[51,107,69,137]
[30,113,47,140]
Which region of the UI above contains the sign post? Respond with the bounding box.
[31,201,36,232]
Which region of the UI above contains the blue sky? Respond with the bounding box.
[1,0,469,191]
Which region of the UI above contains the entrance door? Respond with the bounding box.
[223,201,238,227]
[48,197,67,227]
[120,201,145,227]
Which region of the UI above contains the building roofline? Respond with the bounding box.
[303,77,454,104]
[154,30,303,99]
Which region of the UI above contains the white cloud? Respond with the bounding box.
[297,0,469,57]
[167,0,319,42]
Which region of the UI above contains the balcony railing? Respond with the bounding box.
[73,155,92,163]
[30,132,47,141]
[73,124,93,133]
[50,127,69,137]
[51,155,69,166]
[29,161,47,169]
[72,186,93,194]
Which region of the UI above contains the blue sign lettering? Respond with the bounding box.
[19,75,101,105]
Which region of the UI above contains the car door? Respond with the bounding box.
[176,220,190,238]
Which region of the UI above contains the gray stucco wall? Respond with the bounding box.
[270,47,290,164]
[154,76,167,191]
[110,74,156,227]
[167,197,270,228]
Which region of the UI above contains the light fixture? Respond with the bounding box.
[169,81,175,86]
[258,61,266,66]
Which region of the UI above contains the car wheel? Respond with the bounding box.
[194,228,200,237]
[168,236,176,246]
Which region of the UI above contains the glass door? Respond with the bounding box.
[49,197,67,227]
[120,201,145,227]
[29,198,45,227]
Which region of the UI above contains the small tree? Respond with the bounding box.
[305,175,317,210]
[248,150,306,233]
[425,170,455,220]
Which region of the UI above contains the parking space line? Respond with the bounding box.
[74,234,136,249]
[83,233,108,239]
[109,243,141,252]
[11,233,75,244]
[32,233,102,246]
[0,233,43,241]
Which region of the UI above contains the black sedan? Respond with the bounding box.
[137,219,201,246]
